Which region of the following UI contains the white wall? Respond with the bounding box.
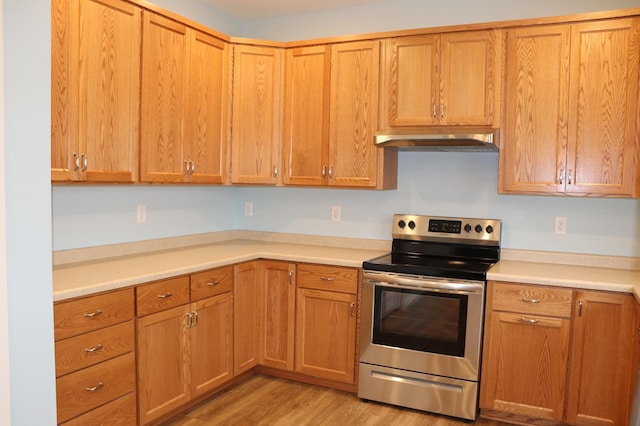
[4,0,56,424]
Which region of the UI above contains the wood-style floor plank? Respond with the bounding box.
[164,375,508,425]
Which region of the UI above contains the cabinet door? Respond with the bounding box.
[566,18,639,196]
[440,30,499,125]
[381,35,439,127]
[259,261,296,370]
[52,0,141,182]
[481,311,570,421]
[282,45,330,186]
[139,12,188,182]
[233,261,260,375]
[231,45,283,184]
[184,30,230,184]
[295,288,357,384]
[328,41,380,188]
[566,291,634,426]
[137,304,191,425]
[190,292,233,398]
[499,25,571,194]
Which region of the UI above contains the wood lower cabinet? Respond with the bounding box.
[294,264,358,384]
[499,18,640,197]
[233,261,261,375]
[136,273,233,425]
[53,288,136,424]
[260,260,296,370]
[482,282,636,426]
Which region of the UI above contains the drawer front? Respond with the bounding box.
[56,352,136,423]
[55,321,134,377]
[136,276,190,316]
[54,289,134,341]
[60,392,136,426]
[191,266,233,301]
[297,264,359,294]
[490,281,574,318]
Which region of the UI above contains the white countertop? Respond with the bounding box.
[53,233,640,303]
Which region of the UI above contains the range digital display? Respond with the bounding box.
[428,219,462,234]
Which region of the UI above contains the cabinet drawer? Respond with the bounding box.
[136,276,190,316]
[490,281,574,318]
[297,264,359,294]
[54,289,134,341]
[59,392,136,426]
[191,266,233,301]
[55,321,134,377]
[56,352,136,423]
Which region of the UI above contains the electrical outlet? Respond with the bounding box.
[554,216,567,235]
[137,205,146,224]
[244,201,253,217]
[331,205,341,222]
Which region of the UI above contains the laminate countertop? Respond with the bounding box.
[52,233,640,303]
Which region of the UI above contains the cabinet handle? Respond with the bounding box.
[578,299,584,317]
[83,310,102,318]
[191,311,198,327]
[157,293,173,299]
[72,153,80,171]
[84,343,104,353]
[328,166,333,179]
[432,104,437,118]
[350,302,355,317]
[522,297,540,304]
[185,312,193,327]
[440,103,445,118]
[86,382,105,392]
[568,169,573,185]
[273,165,278,177]
[320,277,335,282]
[184,161,190,175]
[322,166,326,178]
[81,154,88,172]
[520,317,539,324]
[191,161,196,174]
[288,270,294,285]
[558,168,564,185]
[207,280,220,286]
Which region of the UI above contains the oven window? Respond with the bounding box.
[373,286,468,357]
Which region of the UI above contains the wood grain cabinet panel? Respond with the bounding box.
[136,275,190,317]
[233,261,261,375]
[59,392,137,426]
[51,0,141,183]
[190,266,234,301]
[500,18,640,197]
[297,263,358,294]
[491,282,573,317]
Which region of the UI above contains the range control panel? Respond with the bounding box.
[392,214,501,245]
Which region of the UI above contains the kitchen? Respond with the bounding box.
[2,0,640,425]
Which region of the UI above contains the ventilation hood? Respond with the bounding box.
[375,127,499,152]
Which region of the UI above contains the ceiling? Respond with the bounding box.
[200,0,387,20]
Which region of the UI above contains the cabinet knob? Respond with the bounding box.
[273,165,278,177]
[73,153,80,171]
[80,153,88,171]
[322,166,327,178]
[568,169,573,185]
[558,168,564,185]
[328,166,334,179]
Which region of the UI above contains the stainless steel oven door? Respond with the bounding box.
[360,271,485,381]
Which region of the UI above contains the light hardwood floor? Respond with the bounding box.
[164,375,508,425]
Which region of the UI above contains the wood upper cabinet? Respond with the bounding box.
[380,30,500,127]
[500,18,640,197]
[233,261,261,375]
[282,45,331,186]
[231,45,283,185]
[565,290,635,426]
[259,260,296,370]
[51,0,141,183]
[140,11,230,183]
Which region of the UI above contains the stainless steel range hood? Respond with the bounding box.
[375,127,499,152]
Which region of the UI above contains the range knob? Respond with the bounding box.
[475,224,483,233]
[486,225,494,234]
[408,220,416,230]
[398,220,406,229]
[464,224,472,233]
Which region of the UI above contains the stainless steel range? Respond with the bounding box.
[358,214,501,421]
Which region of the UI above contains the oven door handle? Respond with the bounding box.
[363,272,484,295]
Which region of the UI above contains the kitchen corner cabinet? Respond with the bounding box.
[380,30,500,128]
[230,45,284,185]
[295,264,358,384]
[51,0,141,183]
[499,18,640,197]
[259,260,296,370]
[136,269,233,425]
[139,12,230,183]
[481,281,636,425]
[283,42,397,189]
[233,261,261,375]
